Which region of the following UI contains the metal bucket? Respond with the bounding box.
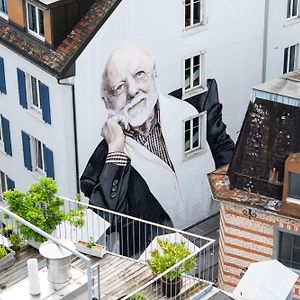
[39,239,75,285]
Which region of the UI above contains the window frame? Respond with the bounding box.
[183,51,206,97]
[286,172,300,204]
[287,0,300,19]
[25,73,42,113]
[26,1,45,41]
[283,44,299,74]
[30,136,46,175]
[0,0,8,19]
[182,111,207,160]
[274,227,300,274]
[183,0,206,31]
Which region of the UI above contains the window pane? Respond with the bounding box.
[36,140,43,169]
[28,3,37,32]
[289,45,296,72]
[185,3,191,27]
[185,120,191,152]
[185,69,191,90]
[293,235,300,269]
[292,0,298,16]
[192,126,199,148]
[283,47,288,74]
[287,0,292,18]
[193,65,200,87]
[289,172,300,200]
[193,55,200,66]
[193,1,201,24]
[0,0,8,13]
[0,171,6,193]
[31,77,38,107]
[38,9,44,36]
[279,232,293,267]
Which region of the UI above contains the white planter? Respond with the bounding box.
[76,241,106,258]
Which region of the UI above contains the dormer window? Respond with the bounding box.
[0,0,8,18]
[26,2,45,40]
[287,172,300,203]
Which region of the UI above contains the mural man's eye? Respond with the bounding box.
[115,83,126,95]
[135,71,146,79]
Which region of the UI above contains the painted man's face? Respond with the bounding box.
[103,46,158,127]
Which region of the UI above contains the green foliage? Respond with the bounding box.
[3,177,85,243]
[9,233,22,251]
[86,237,95,248]
[129,292,147,300]
[0,246,8,259]
[147,239,196,281]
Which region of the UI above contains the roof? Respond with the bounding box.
[228,98,300,200]
[253,71,300,100]
[0,0,121,79]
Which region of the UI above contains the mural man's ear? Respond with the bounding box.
[153,65,157,78]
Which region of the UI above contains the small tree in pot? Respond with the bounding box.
[147,239,196,297]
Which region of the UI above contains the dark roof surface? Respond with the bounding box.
[0,0,121,78]
[228,98,300,200]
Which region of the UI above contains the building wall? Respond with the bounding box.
[0,44,77,197]
[218,202,300,298]
[265,0,300,81]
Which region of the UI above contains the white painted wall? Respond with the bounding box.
[75,0,265,174]
[265,0,300,81]
[0,44,77,197]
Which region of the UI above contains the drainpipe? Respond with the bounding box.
[58,77,80,195]
[262,0,270,83]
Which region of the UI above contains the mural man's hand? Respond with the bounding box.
[101,116,126,153]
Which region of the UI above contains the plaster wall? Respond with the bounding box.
[0,44,77,197]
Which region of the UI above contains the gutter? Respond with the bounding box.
[58,77,80,195]
[262,0,270,83]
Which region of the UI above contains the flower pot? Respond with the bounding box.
[0,246,15,272]
[76,241,106,258]
[161,277,183,297]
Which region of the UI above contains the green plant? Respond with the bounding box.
[147,239,196,281]
[86,237,95,248]
[9,233,22,251]
[128,292,147,300]
[3,177,85,243]
[0,246,8,259]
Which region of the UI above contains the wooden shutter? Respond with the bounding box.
[21,131,32,171]
[1,115,12,156]
[44,145,54,179]
[0,57,6,94]
[39,82,51,124]
[17,68,28,109]
[7,177,15,190]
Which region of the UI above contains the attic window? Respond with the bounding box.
[0,0,8,18]
[26,2,45,40]
[287,172,300,203]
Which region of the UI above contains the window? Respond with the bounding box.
[183,112,207,158]
[276,230,300,270]
[287,172,300,202]
[0,0,7,17]
[184,52,205,93]
[287,0,299,19]
[283,44,299,74]
[21,131,54,178]
[0,57,6,94]
[0,114,12,156]
[17,68,51,124]
[26,2,44,39]
[184,0,204,29]
[0,170,14,194]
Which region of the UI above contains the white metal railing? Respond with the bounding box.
[1,196,216,300]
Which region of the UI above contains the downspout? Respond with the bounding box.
[262,0,270,83]
[58,77,80,195]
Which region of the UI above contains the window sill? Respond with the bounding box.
[30,168,46,180]
[24,107,46,124]
[183,147,207,161]
[182,85,208,100]
[27,29,45,42]
[283,17,300,28]
[0,11,8,21]
[182,23,208,37]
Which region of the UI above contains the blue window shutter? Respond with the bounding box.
[6,177,15,190]
[0,57,6,94]
[44,146,54,179]
[1,116,12,156]
[21,131,32,171]
[17,68,27,109]
[39,82,51,124]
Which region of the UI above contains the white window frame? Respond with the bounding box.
[31,136,46,175]
[0,0,8,20]
[0,115,4,151]
[183,111,207,159]
[283,44,299,74]
[25,73,42,113]
[183,0,206,31]
[287,0,300,19]
[26,1,45,41]
[183,51,206,97]
[274,228,300,273]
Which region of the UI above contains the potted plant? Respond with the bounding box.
[76,236,106,258]
[0,244,15,272]
[147,239,196,297]
[3,177,85,245]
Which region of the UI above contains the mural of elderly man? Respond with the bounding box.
[80,45,231,233]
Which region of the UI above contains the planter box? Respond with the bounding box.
[76,241,106,258]
[0,246,15,272]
